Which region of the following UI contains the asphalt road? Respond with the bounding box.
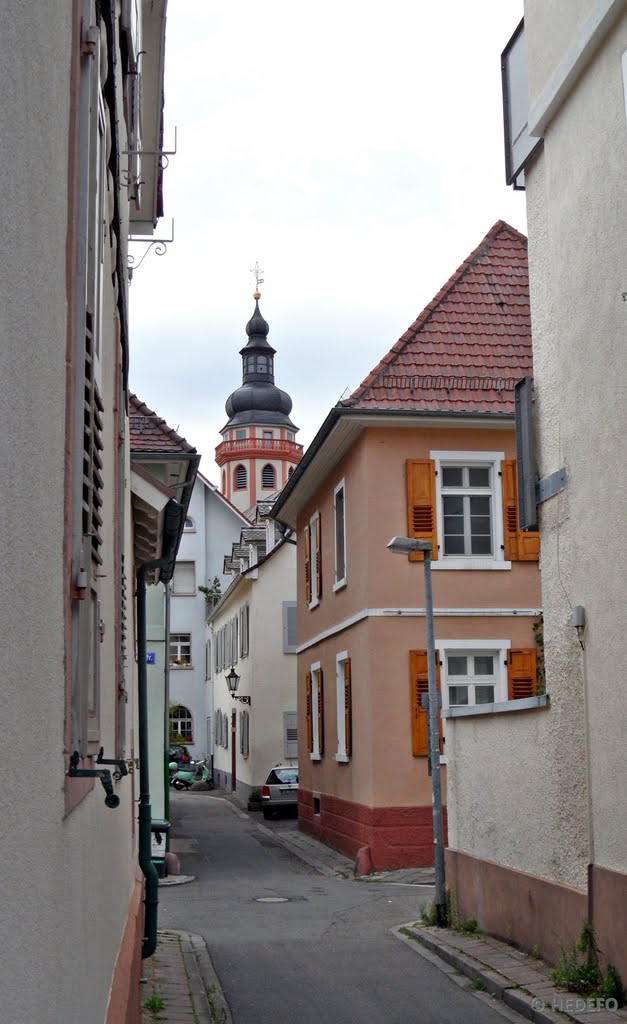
[160,792,523,1024]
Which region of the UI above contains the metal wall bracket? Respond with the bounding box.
[96,746,129,780]
[66,750,120,808]
[536,467,568,503]
[128,221,174,278]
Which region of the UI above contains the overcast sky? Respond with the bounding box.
[129,0,525,481]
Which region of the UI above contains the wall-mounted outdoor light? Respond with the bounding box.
[225,666,251,705]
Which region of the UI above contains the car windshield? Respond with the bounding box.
[267,768,298,785]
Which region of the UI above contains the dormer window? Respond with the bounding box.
[257,354,268,373]
[236,429,246,439]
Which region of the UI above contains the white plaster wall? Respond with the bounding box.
[170,479,245,758]
[0,5,143,1022]
[211,543,297,794]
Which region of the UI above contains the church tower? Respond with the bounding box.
[215,285,303,512]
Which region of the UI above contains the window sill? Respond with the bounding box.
[335,753,350,763]
[432,559,512,571]
[310,753,322,762]
[170,665,193,670]
[333,578,347,593]
[308,598,320,611]
[442,694,549,719]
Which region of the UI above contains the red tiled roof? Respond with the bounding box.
[343,221,531,416]
[129,394,197,454]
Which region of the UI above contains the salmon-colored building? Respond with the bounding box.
[272,222,543,869]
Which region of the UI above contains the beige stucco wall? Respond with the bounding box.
[525,4,627,876]
[445,3,627,895]
[0,4,142,1022]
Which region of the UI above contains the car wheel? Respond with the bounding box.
[262,807,273,820]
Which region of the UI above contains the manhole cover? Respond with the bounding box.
[254,896,289,903]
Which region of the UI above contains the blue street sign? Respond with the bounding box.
[146,652,156,665]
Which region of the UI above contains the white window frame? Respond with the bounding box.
[437,638,510,761]
[335,650,350,762]
[183,516,196,532]
[170,704,193,742]
[171,561,196,595]
[430,450,510,570]
[310,661,322,761]
[170,632,192,668]
[309,512,321,609]
[333,479,347,592]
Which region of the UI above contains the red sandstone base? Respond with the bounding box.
[446,847,587,967]
[105,878,144,1024]
[298,790,447,870]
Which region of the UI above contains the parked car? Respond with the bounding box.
[261,765,299,819]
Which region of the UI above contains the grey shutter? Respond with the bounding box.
[282,601,298,653]
[283,711,298,759]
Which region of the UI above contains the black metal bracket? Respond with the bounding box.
[233,695,252,706]
[67,750,120,809]
[96,746,129,780]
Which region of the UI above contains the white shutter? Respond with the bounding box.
[172,561,196,595]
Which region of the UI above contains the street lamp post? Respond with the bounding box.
[387,536,447,926]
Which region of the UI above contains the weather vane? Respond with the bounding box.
[251,261,264,299]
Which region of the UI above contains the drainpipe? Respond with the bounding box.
[136,501,183,960]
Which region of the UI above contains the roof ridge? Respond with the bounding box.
[344,221,527,407]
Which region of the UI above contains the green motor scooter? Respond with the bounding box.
[170,758,213,790]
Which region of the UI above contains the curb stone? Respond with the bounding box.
[396,924,627,1024]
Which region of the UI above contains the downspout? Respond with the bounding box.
[136,500,183,960]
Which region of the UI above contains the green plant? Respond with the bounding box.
[532,944,540,960]
[470,978,486,991]
[199,576,222,607]
[533,614,545,694]
[460,918,478,934]
[419,901,438,927]
[143,995,165,1014]
[551,921,625,1006]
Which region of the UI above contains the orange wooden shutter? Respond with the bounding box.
[501,460,539,561]
[315,513,322,599]
[304,525,311,604]
[317,669,324,755]
[305,671,313,752]
[409,650,441,756]
[507,648,537,699]
[344,659,352,756]
[406,460,438,561]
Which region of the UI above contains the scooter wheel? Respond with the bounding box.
[173,780,185,790]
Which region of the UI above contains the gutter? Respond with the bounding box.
[136,498,183,959]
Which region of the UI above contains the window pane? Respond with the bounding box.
[335,486,345,580]
[470,495,491,516]
[474,655,494,675]
[471,534,492,555]
[442,466,463,487]
[449,685,469,706]
[443,496,465,553]
[468,467,490,487]
[475,685,495,704]
[448,656,467,675]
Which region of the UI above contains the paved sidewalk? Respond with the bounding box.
[396,923,627,1024]
[141,930,231,1024]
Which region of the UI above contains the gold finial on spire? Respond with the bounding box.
[251,261,264,300]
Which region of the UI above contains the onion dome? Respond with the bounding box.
[222,297,298,430]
